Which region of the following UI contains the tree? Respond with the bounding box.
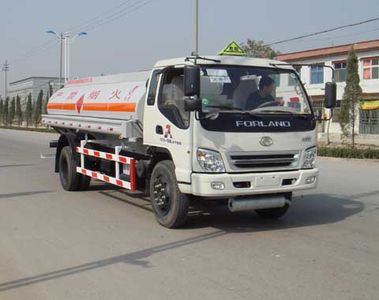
[25,93,33,127]
[43,84,52,114]
[0,100,3,125]
[49,82,53,98]
[339,47,362,147]
[33,89,43,127]
[240,39,280,59]
[16,95,22,126]
[42,97,48,115]
[9,97,16,126]
[4,97,9,126]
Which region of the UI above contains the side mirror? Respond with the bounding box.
[184,65,200,97]
[184,96,201,112]
[324,82,336,108]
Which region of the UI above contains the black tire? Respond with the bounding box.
[255,204,290,219]
[150,160,189,228]
[59,146,89,191]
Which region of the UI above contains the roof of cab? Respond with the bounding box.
[64,56,294,88]
[65,70,151,87]
[153,55,294,70]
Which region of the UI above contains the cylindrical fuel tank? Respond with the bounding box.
[47,71,150,121]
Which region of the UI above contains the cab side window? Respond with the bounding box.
[158,68,190,129]
[147,70,160,105]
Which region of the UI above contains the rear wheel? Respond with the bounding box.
[150,160,189,228]
[59,146,90,191]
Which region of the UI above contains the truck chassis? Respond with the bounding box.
[76,140,137,191]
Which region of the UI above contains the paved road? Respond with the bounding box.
[0,129,378,300]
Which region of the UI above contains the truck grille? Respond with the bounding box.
[229,151,300,170]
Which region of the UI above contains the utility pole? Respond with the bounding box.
[47,30,64,87]
[2,60,9,99]
[59,32,64,87]
[47,30,87,85]
[192,0,199,56]
[64,32,69,81]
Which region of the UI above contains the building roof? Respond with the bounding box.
[276,39,379,62]
[10,76,59,85]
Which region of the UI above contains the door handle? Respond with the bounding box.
[156,125,163,135]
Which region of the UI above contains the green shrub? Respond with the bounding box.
[318,147,379,159]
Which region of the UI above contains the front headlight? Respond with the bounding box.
[302,146,317,169]
[197,148,226,173]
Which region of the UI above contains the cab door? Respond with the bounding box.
[143,66,193,184]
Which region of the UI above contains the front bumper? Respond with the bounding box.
[178,168,319,197]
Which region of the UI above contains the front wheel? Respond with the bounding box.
[150,160,189,228]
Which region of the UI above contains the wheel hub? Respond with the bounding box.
[153,177,170,212]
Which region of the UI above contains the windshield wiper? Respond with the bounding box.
[185,56,221,63]
[248,109,310,118]
[201,106,245,120]
[250,109,293,114]
[205,105,243,111]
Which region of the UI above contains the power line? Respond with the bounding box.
[74,0,152,33]
[11,39,57,65]
[8,0,153,67]
[66,0,135,33]
[290,26,379,44]
[265,17,379,46]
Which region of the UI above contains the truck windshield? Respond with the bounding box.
[200,66,311,115]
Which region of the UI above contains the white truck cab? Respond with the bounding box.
[43,55,337,228]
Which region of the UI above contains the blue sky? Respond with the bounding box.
[1,0,379,96]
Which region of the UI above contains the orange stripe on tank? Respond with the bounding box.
[83,103,136,112]
[108,103,136,112]
[47,103,76,110]
[48,102,136,112]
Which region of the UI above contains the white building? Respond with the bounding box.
[7,76,60,104]
[277,39,379,140]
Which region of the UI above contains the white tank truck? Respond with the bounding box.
[42,53,336,228]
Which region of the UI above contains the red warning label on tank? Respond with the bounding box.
[76,94,85,113]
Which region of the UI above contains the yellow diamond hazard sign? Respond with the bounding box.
[218,41,247,56]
